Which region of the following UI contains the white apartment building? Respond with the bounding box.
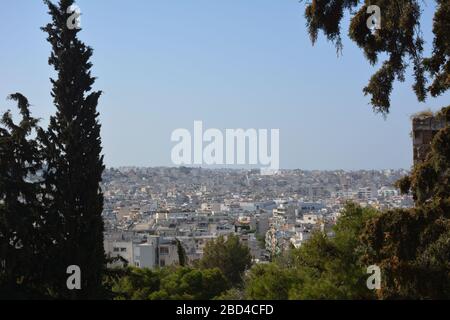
[104,235,179,269]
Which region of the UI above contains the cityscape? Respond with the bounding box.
[102,167,413,268]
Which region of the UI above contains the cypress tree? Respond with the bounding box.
[41,0,105,299]
[176,239,187,267]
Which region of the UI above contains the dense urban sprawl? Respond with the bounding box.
[102,168,413,268]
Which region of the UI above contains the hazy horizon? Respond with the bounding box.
[104,165,410,172]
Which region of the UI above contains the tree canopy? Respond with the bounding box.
[198,234,252,286]
[0,95,46,299]
[362,107,450,299]
[304,0,450,114]
[244,203,378,300]
[111,267,229,300]
[1,0,106,299]
[40,0,106,299]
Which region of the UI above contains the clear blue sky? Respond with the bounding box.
[1,0,448,170]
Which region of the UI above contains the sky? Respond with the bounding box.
[1,0,449,170]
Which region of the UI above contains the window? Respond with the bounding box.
[160,247,169,255]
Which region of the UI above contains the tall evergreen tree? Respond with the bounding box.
[0,94,45,299]
[40,0,105,299]
[176,239,187,267]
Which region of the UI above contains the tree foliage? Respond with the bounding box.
[245,263,297,300]
[0,95,46,299]
[111,267,229,300]
[199,234,252,286]
[305,0,450,299]
[1,0,106,299]
[362,107,450,299]
[304,0,450,113]
[244,203,378,300]
[176,239,187,267]
[39,0,106,299]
